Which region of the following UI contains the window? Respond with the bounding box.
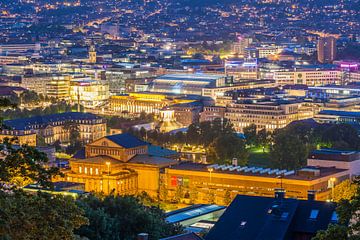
[79,166,82,173]
[95,168,99,175]
[309,209,319,220]
[281,212,289,220]
[90,168,93,175]
[331,212,338,223]
[171,176,177,186]
[84,167,87,174]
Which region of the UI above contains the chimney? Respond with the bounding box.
[138,233,149,240]
[308,190,316,201]
[274,188,285,199]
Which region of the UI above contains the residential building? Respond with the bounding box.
[317,37,336,63]
[206,192,338,240]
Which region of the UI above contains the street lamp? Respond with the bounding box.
[106,162,110,194]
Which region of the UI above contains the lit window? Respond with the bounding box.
[95,168,99,175]
[84,167,87,174]
[79,166,82,173]
[331,212,338,223]
[90,168,93,175]
[309,209,319,220]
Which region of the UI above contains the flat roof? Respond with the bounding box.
[166,204,225,223]
[168,162,347,181]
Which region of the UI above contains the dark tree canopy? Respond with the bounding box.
[76,194,183,240]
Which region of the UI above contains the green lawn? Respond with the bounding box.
[248,147,272,168]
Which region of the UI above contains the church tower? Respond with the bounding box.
[88,45,97,63]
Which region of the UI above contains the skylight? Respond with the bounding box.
[331,211,338,223]
[309,209,319,220]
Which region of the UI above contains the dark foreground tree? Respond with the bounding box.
[76,194,183,240]
[0,191,88,240]
[0,138,60,188]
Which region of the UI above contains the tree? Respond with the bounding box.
[312,178,360,240]
[207,134,248,165]
[257,128,270,148]
[20,90,40,105]
[64,121,83,154]
[243,124,257,147]
[321,124,360,150]
[0,138,60,188]
[0,191,88,240]
[332,179,357,202]
[270,122,319,169]
[312,224,348,240]
[0,139,88,240]
[76,195,183,240]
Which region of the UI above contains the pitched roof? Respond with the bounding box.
[105,133,147,149]
[4,112,103,130]
[205,195,337,240]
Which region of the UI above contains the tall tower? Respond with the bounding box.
[317,36,336,63]
[89,45,97,64]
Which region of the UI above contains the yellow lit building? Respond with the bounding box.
[46,75,71,100]
[70,79,109,108]
[109,92,195,115]
[60,133,178,196]
[0,130,37,146]
[162,163,349,205]
[225,99,314,132]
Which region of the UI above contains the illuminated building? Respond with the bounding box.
[273,69,341,86]
[88,45,97,64]
[0,129,37,146]
[314,110,360,126]
[308,84,360,99]
[149,74,229,96]
[200,106,226,122]
[46,75,71,100]
[231,36,253,56]
[224,59,258,80]
[61,133,178,196]
[0,43,41,54]
[21,74,53,96]
[162,162,349,205]
[225,99,313,132]
[317,37,336,63]
[70,79,109,108]
[3,112,106,145]
[308,149,360,177]
[164,101,203,126]
[202,80,275,100]
[156,109,184,132]
[109,92,195,115]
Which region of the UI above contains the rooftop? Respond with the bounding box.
[317,110,360,118]
[105,133,148,149]
[4,112,104,131]
[168,162,347,181]
[206,194,337,240]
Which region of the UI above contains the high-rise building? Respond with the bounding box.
[231,36,253,56]
[317,37,336,63]
[88,45,97,64]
